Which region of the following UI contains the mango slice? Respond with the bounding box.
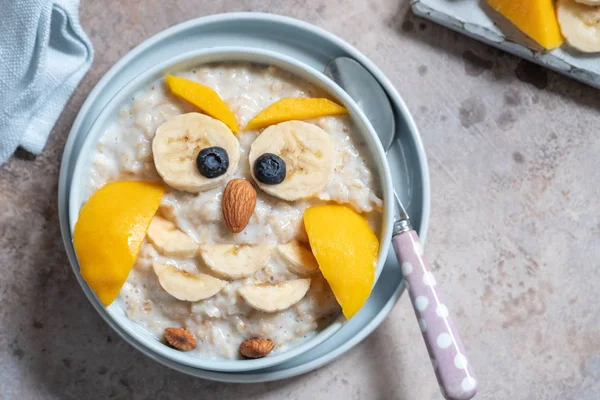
[304,205,379,319]
[74,181,165,305]
[245,98,348,131]
[165,75,239,133]
[487,0,564,49]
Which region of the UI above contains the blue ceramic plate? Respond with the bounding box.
[58,12,430,382]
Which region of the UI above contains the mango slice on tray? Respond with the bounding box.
[165,75,239,133]
[487,0,564,50]
[74,181,165,306]
[245,98,348,131]
[304,204,379,319]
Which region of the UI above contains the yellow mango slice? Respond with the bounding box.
[165,75,239,133]
[245,98,348,131]
[487,0,564,49]
[74,181,165,305]
[304,205,379,319]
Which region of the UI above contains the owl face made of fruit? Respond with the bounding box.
[75,74,379,327]
[145,76,378,320]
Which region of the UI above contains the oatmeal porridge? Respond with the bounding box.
[84,63,383,359]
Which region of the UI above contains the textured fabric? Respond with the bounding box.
[0,0,93,164]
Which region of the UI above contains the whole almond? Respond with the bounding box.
[222,179,257,233]
[164,327,197,351]
[239,338,274,359]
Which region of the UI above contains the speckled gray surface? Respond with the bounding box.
[1,1,599,399]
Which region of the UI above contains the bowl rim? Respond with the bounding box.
[68,47,394,372]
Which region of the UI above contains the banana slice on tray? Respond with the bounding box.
[575,0,600,5]
[558,0,600,52]
[199,244,274,279]
[153,262,226,301]
[277,240,319,276]
[147,216,199,258]
[238,278,311,312]
[152,112,240,193]
[248,120,334,201]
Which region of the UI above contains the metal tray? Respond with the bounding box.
[58,12,430,382]
[413,0,600,89]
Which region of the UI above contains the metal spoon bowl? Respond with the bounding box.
[325,58,395,151]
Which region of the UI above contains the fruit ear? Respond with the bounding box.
[245,98,347,131]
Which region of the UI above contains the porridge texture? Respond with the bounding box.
[88,63,383,359]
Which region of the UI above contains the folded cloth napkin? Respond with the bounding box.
[0,0,93,165]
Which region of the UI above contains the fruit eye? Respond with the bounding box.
[253,153,286,185]
[196,146,229,178]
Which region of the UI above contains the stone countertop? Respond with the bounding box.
[0,1,598,399]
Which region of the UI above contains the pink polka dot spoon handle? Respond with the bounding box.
[393,228,477,400]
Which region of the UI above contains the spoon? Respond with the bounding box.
[325,57,477,400]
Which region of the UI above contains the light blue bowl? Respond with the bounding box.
[68,47,394,372]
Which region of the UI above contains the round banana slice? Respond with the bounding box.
[152,112,240,193]
[147,216,199,258]
[199,244,274,279]
[277,240,319,276]
[248,121,334,201]
[576,0,600,6]
[238,278,311,312]
[153,262,226,301]
[558,0,600,53]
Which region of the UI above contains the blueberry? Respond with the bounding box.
[253,153,286,185]
[196,146,229,178]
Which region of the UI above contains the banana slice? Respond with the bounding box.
[248,121,334,201]
[238,278,311,312]
[147,216,199,258]
[277,240,319,275]
[576,0,600,5]
[558,0,600,52]
[199,244,274,279]
[152,112,240,192]
[153,262,226,301]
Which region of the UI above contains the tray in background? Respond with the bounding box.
[412,0,600,89]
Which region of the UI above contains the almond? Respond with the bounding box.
[222,179,257,233]
[239,338,274,358]
[164,327,197,351]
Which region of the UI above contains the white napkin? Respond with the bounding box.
[0,0,93,164]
